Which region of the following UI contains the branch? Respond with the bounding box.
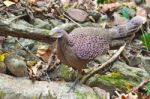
[0,19,56,43]
[81,43,126,84]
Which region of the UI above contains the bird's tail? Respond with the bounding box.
[108,16,146,39]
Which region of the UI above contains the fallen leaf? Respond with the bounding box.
[3,0,15,7]
[0,54,5,62]
[28,0,36,5]
[0,53,8,62]
[36,45,52,62]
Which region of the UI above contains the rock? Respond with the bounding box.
[94,55,149,80]
[89,11,101,22]
[93,87,110,99]
[14,49,32,60]
[111,61,149,82]
[4,55,28,77]
[140,55,150,74]
[3,36,18,51]
[33,18,53,29]
[86,55,149,92]
[66,8,89,22]
[15,20,33,27]
[49,55,149,92]
[49,19,63,27]
[81,22,100,27]
[3,37,35,52]
[129,56,141,67]
[50,64,76,81]
[50,23,77,33]
[3,36,37,61]
[18,39,35,50]
[0,73,99,99]
[0,62,6,73]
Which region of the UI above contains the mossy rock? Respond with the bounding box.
[0,91,6,99]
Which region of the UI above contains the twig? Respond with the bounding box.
[80,43,126,84]
[15,39,42,61]
[0,19,56,43]
[63,13,82,27]
[121,50,130,65]
[132,78,150,93]
[6,14,26,24]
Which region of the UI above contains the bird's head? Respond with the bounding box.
[130,16,146,26]
[126,16,146,32]
[50,28,67,39]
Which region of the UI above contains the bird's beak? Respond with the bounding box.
[49,32,63,38]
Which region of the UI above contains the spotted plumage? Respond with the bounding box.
[69,27,109,60]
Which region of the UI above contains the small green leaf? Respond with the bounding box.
[119,7,136,19]
[146,82,150,94]
[140,32,150,49]
[0,54,5,62]
[96,0,106,4]
[135,0,144,5]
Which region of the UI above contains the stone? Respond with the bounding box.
[0,62,6,73]
[0,73,99,99]
[4,55,28,77]
[66,8,89,22]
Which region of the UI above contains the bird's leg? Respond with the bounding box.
[67,71,83,93]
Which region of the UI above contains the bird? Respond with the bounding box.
[50,16,146,91]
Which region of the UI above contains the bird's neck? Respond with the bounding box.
[58,32,70,50]
[57,32,71,63]
[62,32,69,42]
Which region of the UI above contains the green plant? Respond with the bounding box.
[140,32,150,50]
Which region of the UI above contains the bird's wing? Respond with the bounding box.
[72,33,109,60]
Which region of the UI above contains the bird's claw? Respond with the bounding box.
[67,75,81,93]
[67,83,76,93]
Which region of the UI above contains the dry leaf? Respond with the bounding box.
[36,45,52,62]
[127,92,138,99]
[115,91,128,99]
[3,0,15,7]
[28,0,36,5]
[99,2,120,12]
[61,0,70,5]
[10,0,19,3]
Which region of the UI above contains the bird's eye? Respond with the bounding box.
[58,31,62,34]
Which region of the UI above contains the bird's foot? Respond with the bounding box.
[67,75,82,93]
[67,81,78,93]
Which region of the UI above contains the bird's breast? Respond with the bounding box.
[57,38,89,71]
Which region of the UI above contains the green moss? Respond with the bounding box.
[96,72,137,91]
[43,30,50,35]
[32,96,36,99]
[59,64,75,79]
[0,91,6,98]
[75,90,98,99]
[63,4,71,11]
